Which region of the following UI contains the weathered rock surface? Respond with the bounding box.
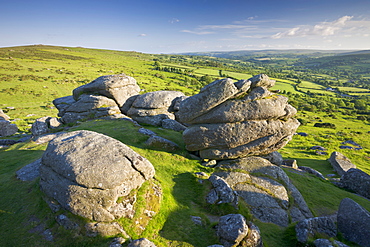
[313,239,349,247]
[328,152,356,176]
[217,214,249,247]
[206,174,237,205]
[161,119,187,132]
[127,90,185,126]
[127,238,157,247]
[211,157,312,227]
[85,222,128,237]
[340,168,370,199]
[16,158,42,181]
[40,130,156,222]
[337,198,370,247]
[72,74,140,109]
[0,119,18,137]
[295,216,337,243]
[177,75,299,160]
[58,94,121,124]
[145,135,180,152]
[31,117,63,136]
[184,118,299,160]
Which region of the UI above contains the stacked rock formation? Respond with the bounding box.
[52,74,187,130]
[177,74,300,160]
[126,90,185,126]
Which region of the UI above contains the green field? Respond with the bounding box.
[1,45,370,247]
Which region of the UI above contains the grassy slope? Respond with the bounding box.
[1,46,370,247]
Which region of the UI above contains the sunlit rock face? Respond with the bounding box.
[176,74,299,160]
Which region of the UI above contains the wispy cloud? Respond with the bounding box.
[271,16,354,39]
[169,18,180,24]
[138,33,147,37]
[181,30,214,35]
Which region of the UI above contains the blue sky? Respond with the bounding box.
[1,0,370,53]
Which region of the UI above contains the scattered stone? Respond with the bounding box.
[138,128,157,136]
[191,216,203,225]
[342,140,362,148]
[314,239,349,247]
[311,146,326,151]
[16,158,42,181]
[0,119,18,137]
[340,168,370,199]
[55,214,79,230]
[42,229,54,242]
[127,238,157,247]
[316,151,328,155]
[283,159,298,169]
[194,172,208,178]
[295,216,337,243]
[260,151,283,166]
[40,130,156,223]
[217,214,249,247]
[145,135,180,152]
[328,152,356,176]
[337,198,370,247]
[297,132,308,137]
[298,166,325,180]
[201,159,217,168]
[314,123,336,129]
[31,117,50,136]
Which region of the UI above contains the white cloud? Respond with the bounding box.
[271,16,354,39]
[138,34,147,37]
[181,30,214,35]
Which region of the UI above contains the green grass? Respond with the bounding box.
[1,45,370,247]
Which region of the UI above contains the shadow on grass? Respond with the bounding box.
[159,172,219,246]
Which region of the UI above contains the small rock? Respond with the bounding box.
[127,238,156,247]
[191,216,203,225]
[299,166,325,180]
[295,216,337,243]
[201,159,217,168]
[328,152,356,176]
[145,135,180,152]
[138,128,157,136]
[283,159,298,169]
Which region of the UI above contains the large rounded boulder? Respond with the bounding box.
[39,130,156,222]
